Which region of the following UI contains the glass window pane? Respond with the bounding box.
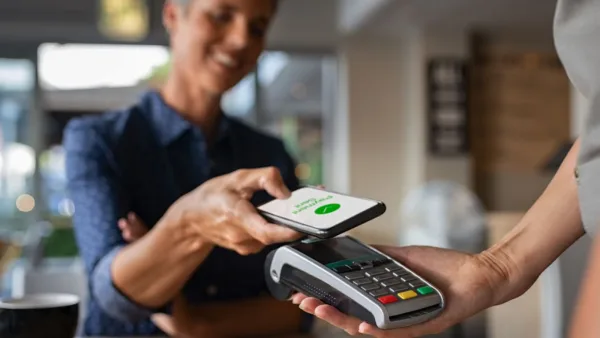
[257,52,334,186]
[38,43,170,90]
[0,58,37,294]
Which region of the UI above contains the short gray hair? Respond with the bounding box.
[173,0,278,10]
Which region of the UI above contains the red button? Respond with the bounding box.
[377,295,398,304]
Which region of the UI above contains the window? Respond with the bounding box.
[257,52,334,186]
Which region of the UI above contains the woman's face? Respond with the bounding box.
[164,0,276,95]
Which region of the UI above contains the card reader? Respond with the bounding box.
[265,236,445,329]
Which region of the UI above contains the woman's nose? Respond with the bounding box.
[224,19,251,50]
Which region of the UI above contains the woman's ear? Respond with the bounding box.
[162,0,180,36]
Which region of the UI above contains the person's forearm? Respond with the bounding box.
[482,139,584,305]
[568,234,600,338]
[112,217,214,308]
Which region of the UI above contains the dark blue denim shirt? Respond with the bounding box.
[64,91,304,336]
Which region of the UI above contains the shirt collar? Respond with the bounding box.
[143,90,232,147]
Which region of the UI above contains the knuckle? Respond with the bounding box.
[224,231,245,245]
[345,329,359,336]
[232,169,247,181]
[236,243,263,256]
[256,233,273,245]
[264,166,280,180]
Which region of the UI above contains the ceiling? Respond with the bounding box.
[0,0,339,49]
[366,0,558,36]
[0,0,559,49]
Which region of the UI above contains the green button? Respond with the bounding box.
[417,286,434,295]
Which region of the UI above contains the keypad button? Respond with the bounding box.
[355,261,373,269]
[417,286,435,295]
[401,276,417,283]
[361,283,381,291]
[392,270,410,277]
[381,279,403,287]
[398,290,418,300]
[389,285,410,293]
[353,278,371,286]
[384,264,402,272]
[377,295,398,304]
[347,264,361,272]
[372,273,395,282]
[364,268,387,277]
[344,271,366,280]
[372,259,391,267]
[410,281,426,288]
[333,265,351,273]
[369,289,389,297]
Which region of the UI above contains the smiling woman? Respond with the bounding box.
[63,0,317,337]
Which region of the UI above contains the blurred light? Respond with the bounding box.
[295,163,312,180]
[16,194,35,213]
[58,198,75,217]
[0,59,35,91]
[38,43,170,90]
[258,52,290,85]
[0,143,36,176]
[98,0,149,42]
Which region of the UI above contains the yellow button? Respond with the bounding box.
[398,290,418,300]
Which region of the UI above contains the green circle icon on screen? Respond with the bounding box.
[315,203,341,215]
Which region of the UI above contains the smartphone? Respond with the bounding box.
[257,186,386,238]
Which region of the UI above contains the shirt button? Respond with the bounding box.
[206,285,218,296]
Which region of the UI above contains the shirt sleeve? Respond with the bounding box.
[577,94,600,236]
[64,120,157,323]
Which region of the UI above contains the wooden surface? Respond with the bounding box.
[470,45,570,212]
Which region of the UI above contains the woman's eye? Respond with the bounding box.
[211,11,232,23]
[250,24,267,38]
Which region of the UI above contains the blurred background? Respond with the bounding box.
[0,0,590,337]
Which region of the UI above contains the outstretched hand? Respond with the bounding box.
[293,245,512,337]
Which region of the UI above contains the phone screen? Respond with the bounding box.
[257,187,379,230]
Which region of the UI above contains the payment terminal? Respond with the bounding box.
[265,236,445,329]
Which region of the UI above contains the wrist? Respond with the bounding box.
[476,244,529,306]
[154,208,213,255]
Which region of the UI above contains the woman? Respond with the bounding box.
[64,0,311,336]
[293,0,600,336]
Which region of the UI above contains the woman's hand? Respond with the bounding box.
[159,167,304,255]
[293,245,520,337]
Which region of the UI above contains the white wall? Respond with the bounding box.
[328,28,474,245]
[330,32,423,245]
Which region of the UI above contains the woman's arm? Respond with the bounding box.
[65,122,213,319]
[485,139,584,305]
[568,234,600,337]
[296,139,587,337]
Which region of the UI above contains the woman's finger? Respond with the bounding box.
[291,293,308,305]
[234,199,302,245]
[230,167,291,200]
[313,304,362,335]
[298,297,323,315]
[127,212,149,238]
